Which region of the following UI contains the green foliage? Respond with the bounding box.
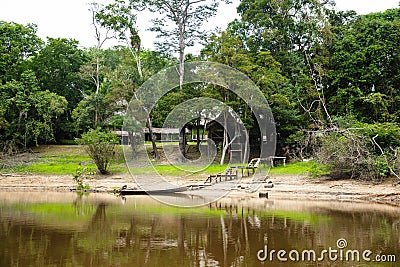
[202,24,303,154]
[30,38,90,140]
[353,122,400,149]
[0,21,43,83]
[72,91,109,133]
[76,128,119,174]
[72,167,95,191]
[269,161,328,177]
[31,38,90,108]
[237,0,332,54]
[374,156,390,178]
[326,9,400,123]
[2,2,400,183]
[307,161,330,178]
[0,70,67,149]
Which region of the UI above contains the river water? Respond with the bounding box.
[0,192,399,267]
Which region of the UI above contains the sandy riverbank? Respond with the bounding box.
[1,172,399,206]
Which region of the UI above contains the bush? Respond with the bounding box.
[72,167,94,190]
[316,131,388,181]
[76,128,119,174]
[307,161,330,178]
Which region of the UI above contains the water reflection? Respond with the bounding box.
[0,192,399,267]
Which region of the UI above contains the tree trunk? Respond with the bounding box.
[220,129,228,165]
[179,50,185,90]
[127,44,142,79]
[243,129,249,164]
[177,216,185,257]
[220,110,238,165]
[133,92,158,160]
[136,51,143,79]
[178,21,185,90]
[196,119,201,148]
[179,126,186,158]
[128,131,136,159]
[146,115,158,159]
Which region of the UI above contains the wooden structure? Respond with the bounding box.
[237,158,261,176]
[115,128,190,145]
[269,156,286,167]
[205,166,238,184]
[204,157,262,185]
[205,113,247,164]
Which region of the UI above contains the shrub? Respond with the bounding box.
[72,167,94,190]
[316,131,389,181]
[76,128,119,174]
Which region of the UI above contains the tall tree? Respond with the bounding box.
[105,47,171,159]
[95,0,143,79]
[94,0,160,158]
[0,70,67,149]
[30,38,91,139]
[0,21,43,83]
[130,0,231,157]
[237,0,335,128]
[133,0,230,89]
[202,22,302,156]
[31,38,90,108]
[78,2,116,128]
[325,8,400,123]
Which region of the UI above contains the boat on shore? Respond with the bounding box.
[117,186,189,195]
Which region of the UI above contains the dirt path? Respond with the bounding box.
[1,172,399,206]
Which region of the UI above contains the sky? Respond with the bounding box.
[1,0,399,53]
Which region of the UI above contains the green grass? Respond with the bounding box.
[11,154,91,174]
[124,203,227,216]
[269,160,329,177]
[128,164,228,177]
[7,203,97,227]
[5,144,329,177]
[260,210,330,225]
[8,145,127,175]
[14,162,127,175]
[14,163,94,174]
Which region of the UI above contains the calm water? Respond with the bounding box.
[0,192,399,267]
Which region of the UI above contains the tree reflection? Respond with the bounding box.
[90,203,107,229]
[1,197,399,267]
[144,217,157,265]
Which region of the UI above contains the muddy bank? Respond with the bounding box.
[263,175,400,206]
[0,172,399,206]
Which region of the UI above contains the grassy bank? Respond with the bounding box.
[2,145,126,175]
[1,145,326,177]
[269,161,329,177]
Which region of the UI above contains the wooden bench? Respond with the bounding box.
[205,166,238,184]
